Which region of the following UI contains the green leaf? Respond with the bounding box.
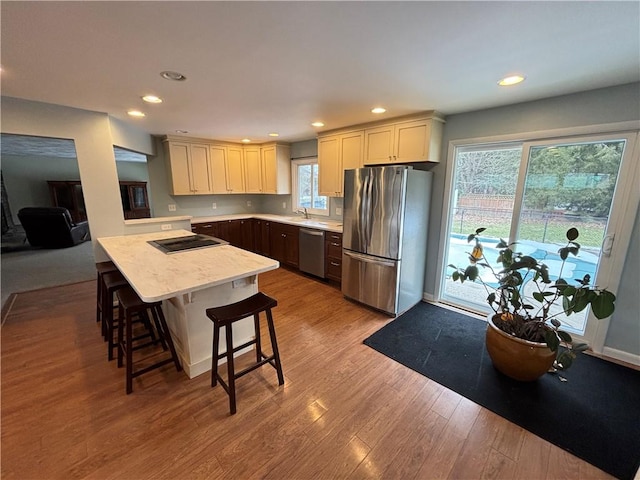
[467,233,476,243]
[487,292,496,305]
[572,289,590,313]
[566,227,579,241]
[533,292,545,302]
[591,291,616,319]
[557,350,575,370]
[475,227,486,235]
[550,318,561,328]
[558,330,572,343]
[559,247,569,261]
[572,342,589,353]
[496,239,508,249]
[465,265,479,281]
[545,330,560,352]
[452,271,460,282]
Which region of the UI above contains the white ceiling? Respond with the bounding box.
[1,1,639,146]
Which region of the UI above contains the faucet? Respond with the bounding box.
[296,207,310,219]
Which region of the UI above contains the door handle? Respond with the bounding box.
[343,250,396,267]
[602,233,615,256]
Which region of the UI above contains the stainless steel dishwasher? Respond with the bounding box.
[299,228,325,278]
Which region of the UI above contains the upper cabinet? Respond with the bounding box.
[364,114,445,165]
[165,141,212,195]
[210,144,245,194]
[163,137,291,196]
[243,146,262,193]
[260,143,291,194]
[318,130,364,197]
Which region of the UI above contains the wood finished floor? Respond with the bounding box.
[1,267,616,480]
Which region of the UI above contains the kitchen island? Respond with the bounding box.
[97,229,279,378]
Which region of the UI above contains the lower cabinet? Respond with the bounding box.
[270,222,299,268]
[192,219,342,282]
[254,219,271,256]
[191,219,253,251]
[325,231,343,283]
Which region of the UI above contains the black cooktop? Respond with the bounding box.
[148,234,229,254]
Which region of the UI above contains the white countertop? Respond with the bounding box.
[97,229,279,302]
[192,213,343,233]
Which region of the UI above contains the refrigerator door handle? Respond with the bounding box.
[343,250,396,267]
[365,172,374,247]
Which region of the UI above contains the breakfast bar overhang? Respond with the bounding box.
[97,230,279,378]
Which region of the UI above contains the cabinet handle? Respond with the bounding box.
[330,261,340,266]
[331,242,340,246]
[388,156,392,161]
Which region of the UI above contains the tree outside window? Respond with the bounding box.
[292,158,328,215]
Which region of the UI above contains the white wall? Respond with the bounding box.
[1,97,153,261]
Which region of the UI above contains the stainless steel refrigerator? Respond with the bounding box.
[342,166,432,316]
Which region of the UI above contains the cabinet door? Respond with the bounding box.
[244,147,262,193]
[364,125,395,165]
[209,145,228,194]
[226,220,243,246]
[168,143,193,194]
[339,131,364,193]
[255,220,270,256]
[238,219,254,251]
[261,146,277,193]
[395,120,430,163]
[226,147,245,193]
[284,229,300,267]
[190,144,212,193]
[318,135,341,196]
[269,223,286,263]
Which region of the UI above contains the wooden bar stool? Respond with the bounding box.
[206,292,284,415]
[102,270,135,360]
[96,261,117,329]
[116,287,182,394]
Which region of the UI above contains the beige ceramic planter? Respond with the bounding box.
[485,315,556,381]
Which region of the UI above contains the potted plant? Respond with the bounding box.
[448,227,616,381]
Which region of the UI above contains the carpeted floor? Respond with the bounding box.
[364,301,640,480]
[1,240,96,308]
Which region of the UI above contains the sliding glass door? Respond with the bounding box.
[440,132,638,346]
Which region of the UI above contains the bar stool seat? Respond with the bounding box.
[206,292,284,415]
[117,287,182,394]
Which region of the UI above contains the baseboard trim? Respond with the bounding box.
[600,347,640,369]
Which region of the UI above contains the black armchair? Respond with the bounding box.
[17,207,90,249]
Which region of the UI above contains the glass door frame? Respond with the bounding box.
[436,127,639,353]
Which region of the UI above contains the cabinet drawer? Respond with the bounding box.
[326,258,342,282]
[192,222,214,234]
[326,239,342,258]
[326,232,342,245]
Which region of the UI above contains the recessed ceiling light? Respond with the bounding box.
[311,122,325,128]
[242,138,251,143]
[268,133,279,137]
[498,75,526,86]
[160,71,187,81]
[142,95,163,104]
[127,110,146,118]
[175,129,189,134]
[371,107,386,114]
